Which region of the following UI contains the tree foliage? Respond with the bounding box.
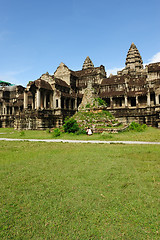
[53,128,61,137]
[63,118,79,133]
[129,122,147,132]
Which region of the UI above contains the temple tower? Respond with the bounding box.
[82,56,94,69]
[125,42,143,71]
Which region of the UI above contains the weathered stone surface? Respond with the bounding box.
[82,56,94,69]
[125,42,143,70]
[78,81,98,109]
[0,43,160,129]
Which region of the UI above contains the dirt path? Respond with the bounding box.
[0,138,160,145]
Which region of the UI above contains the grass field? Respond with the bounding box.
[0,126,160,142]
[0,141,160,239]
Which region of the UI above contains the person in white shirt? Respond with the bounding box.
[86,127,92,135]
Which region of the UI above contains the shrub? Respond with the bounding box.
[52,128,61,137]
[75,128,86,135]
[94,97,107,107]
[20,131,25,136]
[129,122,147,132]
[85,104,90,108]
[103,110,113,118]
[63,118,79,133]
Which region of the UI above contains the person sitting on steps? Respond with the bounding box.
[86,127,92,136]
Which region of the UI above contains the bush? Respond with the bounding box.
[129,122,147,132]
[103,110,113,118]
[52,128,61,137]
[94,97,107,107]
[85,104,90,108]
[75,128,86,135]
[20,131,25,136]
[63,118,79,133]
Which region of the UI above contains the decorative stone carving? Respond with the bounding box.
[82,56,94,69]
[54,62,71,85]
[78,82,97,110]
[0,42,160,129]
[125,42,143,71]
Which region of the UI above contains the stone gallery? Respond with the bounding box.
[0,43,160,129]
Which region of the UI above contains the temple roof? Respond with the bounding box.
[54,78,70,88]
[101,74,146,86]
[82,56,94,69]
[73,66,104,77]
[125,42,143,70]
[146,62,160,72]
[101,75,126,85]
[28,79,53,91]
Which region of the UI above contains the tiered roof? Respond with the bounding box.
[82,56,94,69]
[146,62,160,72]
[125,42,143,70]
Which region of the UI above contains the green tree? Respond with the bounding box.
[63,118,79,133]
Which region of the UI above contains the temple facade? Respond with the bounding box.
[0,43,160,129]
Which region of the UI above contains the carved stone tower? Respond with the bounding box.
[125,42,143,71]
[82,56,94,69]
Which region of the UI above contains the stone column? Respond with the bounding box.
[75,98,77,109]
[69,99,72,110]
[72,99,75,109]
[136,96,139,107]
[0,105,3,115]
[147,92,151,107]
[24,91,28,109]
[110,97,113,108]
[155,94,159,105]
[52,94,55,109]
[36,89,41,109]
[59,98,61,109]
[44,93,47,109]
[32,94,35,109]
[64,99,66,109]
[3,105,6,115]
[12,107,15,115]
[50,93,53,109]
[125,95,128,107]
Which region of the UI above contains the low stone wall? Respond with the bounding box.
[14,109,62,130]
[93,125,129,133]
[110,106,160,127]
[0,115,14,128]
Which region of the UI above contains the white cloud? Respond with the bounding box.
[106,67,123,77]
[148,52,160,63]
[143,52,160,67]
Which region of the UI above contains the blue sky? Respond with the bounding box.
[0,0,160,86]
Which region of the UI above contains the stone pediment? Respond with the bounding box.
[54,62,71,77]
[54,62,71,85]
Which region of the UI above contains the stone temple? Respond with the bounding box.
[0,43,160,129]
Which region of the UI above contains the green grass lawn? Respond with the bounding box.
[0,126,160,142]
[0,141,160,239]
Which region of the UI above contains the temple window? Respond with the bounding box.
[56,99,58,108]
[66,99,69,109]
[131,97,136,106]
[150,93,155,105]
[61,98,64,109]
